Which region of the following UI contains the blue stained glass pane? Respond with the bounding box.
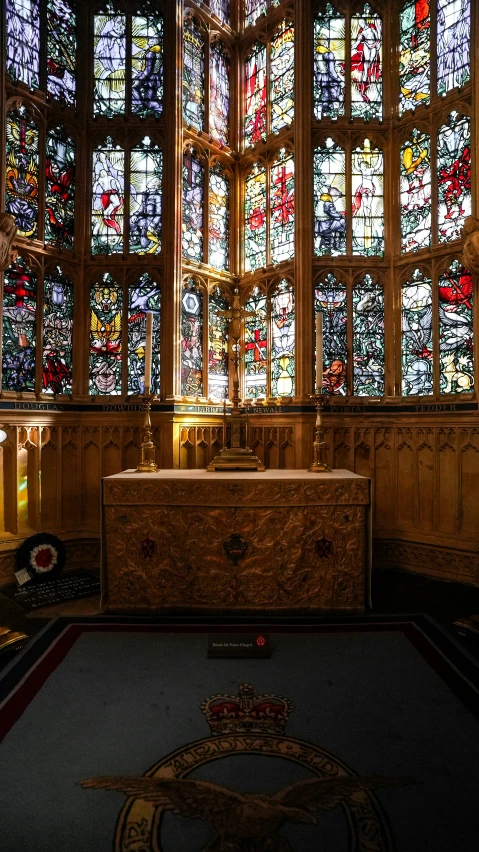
[271,280,295,398]
[182,150,204,263]
[181,280,203,397]
[439,260,474,394]
[6,0,40,89]
[208,289,229,400]
[42,268,73,395]
[313,140,346,257]
[401,269,433,396]
[210,41,230,146]
[128,273,161,396]
[45,126,76,250]
[315,274,347,396]
[94,9,126,116]
[437,0,470,96]
[400,129,431,253]
[183,20,205,131]
[131,14,164,117]
[2,258,37,392]
[245,288,267,399]
[92,138,125,255]
[89,274,123,395]
[353,274,385,396]
[399,0,430,114]
[130,138,162,255]
[5,108,39,240]
[47,0,77,107]
[351,4,382,121]
[437,112,471,243]
[313,5,346,120]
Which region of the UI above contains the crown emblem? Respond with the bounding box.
[201,683,293,736]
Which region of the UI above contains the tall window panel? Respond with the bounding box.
[437,0,470,96]
[351,4,382,121]
[5,107,39,241]
[401,269,433,396]
[245,41,267,148]
[127,274,161,396]
[353,274,385,396]
[245,163,267,271]
[89,274,122,395]
[181,280,204,397]
[244,288,267,399]
[399,0,430,114]
[437,112,471,243]
[270,152,295,264]
[271,280,295,398]
[47,0,77,107]
[210,0,230,26]
[183,19,205,132]
[315,274,348,396]
[2,258,37,393]
[130,139,163,255]
[92,139,125,255]
[131,13,164,117]
[6,0,40,90]
[42,268,73,395]
[439,260,473,394]
[245,0,267,28]
[313,5,346,120]
[270,20,295,133]
[45,126,76,250]
[210,40,230,146]
[208,289,229,400]
[93,6,126,116]
[182,149,204,263]
[400,129,431,253]
[209,164,229,271]
[351,139,384,256]
[313,140,346,257]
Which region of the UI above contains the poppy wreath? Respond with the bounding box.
[15,533,66,581]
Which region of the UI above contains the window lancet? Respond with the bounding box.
[315,274,348,396]
[352,139,384,257]
[438,260,473,394]
[130,139,163,256]
[5,107,40,241]
[89,274,123,396]
[208,289,229,400]
[400,128,431,253]
[210,40,230,146]
[6,0,41,90]
[437,0,470,96]
[181,280,204,397]
[437,111,471,243]
[271,280,295,398]
[92,139,125,255]
[45,127,76,251]
[270,20,295,133]
[401,269,433,397]
[127,274,161,396]
[183,18,205,132]
[208,164,229,272]
[313,4,346,121]
[353,274,385,396]
[47,0,77,107]
[399,0,430,114]
[245,41,267,148]
[42,268,74,395]
[2,258,37,393]
[182,149,204,263]
[245,163,267,271]
[244,287,267,399]
[270,150,295,263]
[350,4,382,121]
[313,139,346,257]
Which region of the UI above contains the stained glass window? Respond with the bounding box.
[245,0,267,28]
[351,4,382,121]
[182,149,204,262]
[93,6,126,116]
[315,274,348,396]
[352,139,384,256]
[271,152,295,263]
[439,260,473,394]
[313,140,346,256]
[245,163,267,271]
[437,112,471,243]
[130,138,162,255]
[47,0,77,107]
[6,0,40,90]
[45,126,75,250]
[209,164,229,271]
[400,129,431,253]
[5,108,39,240]
[210,40,230,146]
[245,288,267,399]
[401,269,433,396]
[270,21,295,133]
[181,280,203,397]
[128,274,161,396]
[313,5,345,120]
[208,289,229,400]
[245,41,267,148]
[399,0,430,114]
[89,274,122,395]
[271,280,295,398]
[131,13,164,117]
[2,258,37,393]
[42,268,73,395]
[92,138,125,255]
[183,19,205,132]
[353,274,385,396]
[437,0,470,96]
[210,0,230,25]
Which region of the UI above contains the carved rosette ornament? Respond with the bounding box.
[0,213,18,272]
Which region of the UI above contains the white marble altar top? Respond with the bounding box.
[105,468,367,482]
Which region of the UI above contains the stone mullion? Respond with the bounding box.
[293,0,312,401]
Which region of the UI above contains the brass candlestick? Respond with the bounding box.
[308,392,331,473]
[136,389,158,472]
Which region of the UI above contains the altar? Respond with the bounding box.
[101,469,371,613]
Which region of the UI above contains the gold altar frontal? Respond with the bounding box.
[101,469,371,613]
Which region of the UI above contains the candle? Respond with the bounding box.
[144,312,153,393]
[315,312,323,393]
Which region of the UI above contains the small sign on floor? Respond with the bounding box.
[208,633,271,658]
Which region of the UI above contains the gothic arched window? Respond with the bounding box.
[5,107,40,241]
[127,274,161,396]
[181,279,204,397]
[42,267,74,395]
[45,126,76,251]
[314,273,348,396]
